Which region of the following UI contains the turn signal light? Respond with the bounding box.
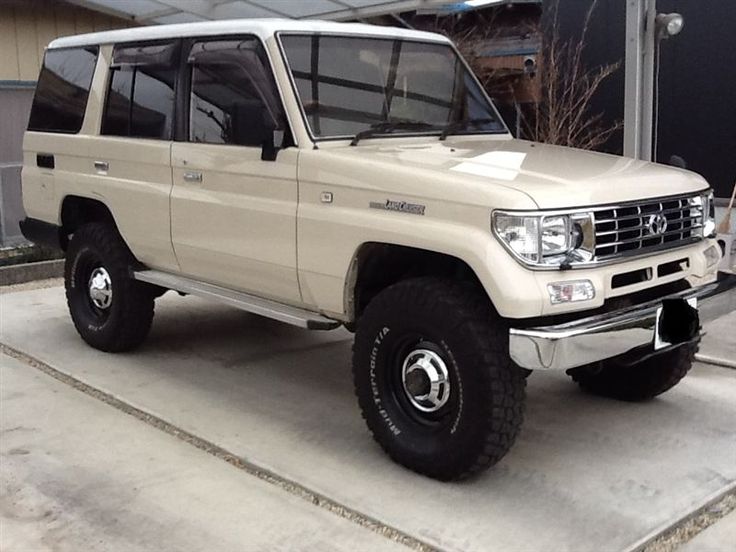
[547,280,596,304]
[703,244,721,269]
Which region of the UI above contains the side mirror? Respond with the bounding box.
[260,112,279,162]
[230,101,281,161]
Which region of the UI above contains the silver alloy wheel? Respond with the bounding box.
[401,348,451,413]
[88,267,113,310]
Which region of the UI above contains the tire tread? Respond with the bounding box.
[65,223,154,352]
[352,277,526,480]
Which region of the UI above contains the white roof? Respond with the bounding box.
[48,18,450,49]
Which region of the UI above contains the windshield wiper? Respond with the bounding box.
[350,121,437,146]
[439,118,499,141]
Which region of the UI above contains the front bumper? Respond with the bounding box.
[510,274,736,370]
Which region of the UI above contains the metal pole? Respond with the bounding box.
[624,0,644,159]
[623,0,657,161]
[640,0,657,161]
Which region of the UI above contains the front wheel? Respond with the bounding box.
[567,344,696,401]
[352,278,526,481]
[65,223,155,352]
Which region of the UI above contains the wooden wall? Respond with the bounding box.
[0,0,135,82]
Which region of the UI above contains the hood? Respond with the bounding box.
[325,137,709,209]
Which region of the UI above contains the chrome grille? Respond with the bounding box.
[593,195,704,261]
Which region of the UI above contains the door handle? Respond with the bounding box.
[183,171,202,183]
[94,161,109,173]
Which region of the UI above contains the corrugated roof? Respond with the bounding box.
[64,0,452,24]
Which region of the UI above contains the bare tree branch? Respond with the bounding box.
[436,0,622,151]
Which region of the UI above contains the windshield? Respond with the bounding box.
[279,34,507,140]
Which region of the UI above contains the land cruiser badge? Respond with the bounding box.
[369,199,426,216]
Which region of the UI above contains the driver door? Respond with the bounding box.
[170,37,301,304]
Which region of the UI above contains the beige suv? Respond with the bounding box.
[20,19,735,480]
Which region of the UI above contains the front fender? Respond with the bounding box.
[296,149,543,319]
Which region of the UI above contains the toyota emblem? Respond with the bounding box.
[647,213,668,236]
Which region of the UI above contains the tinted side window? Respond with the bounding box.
[101,42,178,140]
[28,47,99,133]
[188,39,285,147]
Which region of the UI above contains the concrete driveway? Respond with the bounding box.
[0,354,402,552]
[2,282,735,552]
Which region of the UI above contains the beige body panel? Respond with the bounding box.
[23,132,179,272]
[20,146,55,223]
[170,144,301,303]
[80,136,179,271]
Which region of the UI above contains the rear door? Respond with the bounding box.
[170,37,300,303]
[87,40,180,271]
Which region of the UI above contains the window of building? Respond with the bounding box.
[187,38,287,147]
[102,41,179,140]
[28,47,99,134]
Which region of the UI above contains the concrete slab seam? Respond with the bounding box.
[0,343,439,552]
[630,483,736,552]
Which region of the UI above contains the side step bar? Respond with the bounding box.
[133,270,341,330]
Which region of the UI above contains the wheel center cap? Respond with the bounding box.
[401,348,451,413]
[88,267,113,310]
[404,368,431,397]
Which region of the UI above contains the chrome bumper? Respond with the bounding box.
[509,274,736,370]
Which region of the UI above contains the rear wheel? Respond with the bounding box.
[65,223,155,352]
[567,344,696,401]
[352,277,526,481]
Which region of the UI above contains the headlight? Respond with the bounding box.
[689,190,716,238]
[541,216,570,256]
[493,214,540,262]
[493,211,594,267]
[703,190,716,237]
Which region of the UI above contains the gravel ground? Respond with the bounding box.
[643,492,736,552]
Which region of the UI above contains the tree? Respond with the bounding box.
[438,0,622,150]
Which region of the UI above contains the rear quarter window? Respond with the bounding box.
[27,46,99,134]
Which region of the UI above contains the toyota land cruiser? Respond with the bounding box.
[20,19,736,481]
